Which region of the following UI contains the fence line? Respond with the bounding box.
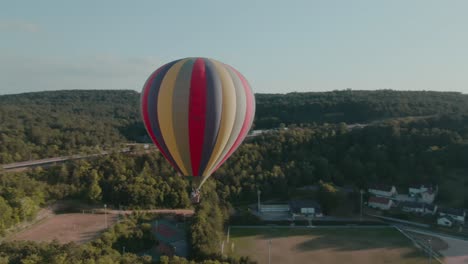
[367,214,430,228]
[394,225,444,264]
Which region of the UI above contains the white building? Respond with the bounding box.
[260,204,290,213]
[439,208,466,224]
[289,200,323,217]
[368,184,398,198]
[409,184,438,204]
[400,202,437,215]
[437,217,453,227]
[409,184,437,195]
[368,196,394,210]
[394,194,416,202]
[420,191,436,204]
[424,204,438,215]
[401,202,425,214]
[409,184,430,195]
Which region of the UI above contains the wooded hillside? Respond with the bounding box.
[2,89,468,163]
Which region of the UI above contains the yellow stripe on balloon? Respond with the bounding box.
[207,66,247,177]
[158,59,190,176]
[202,60,237,177]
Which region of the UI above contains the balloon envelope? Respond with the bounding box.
[141,57,255,187]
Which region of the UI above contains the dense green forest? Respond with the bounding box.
[255,90,468,128]
[2,89,468,163]
[0,90,141,163]
[1,89,468,263]
[1,114,467,234]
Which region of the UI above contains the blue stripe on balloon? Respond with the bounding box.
[147,59,182,173]
[172,58,196,175]
[197,58,223,176]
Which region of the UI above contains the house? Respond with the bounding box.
[419,191,436,204]
[409,184,437,196]
[439,208,466,224]
[424,204,438,215]
[289,200,323,217]
[400,202,438,215]
[394,193,416,203]
[368,184,397,198]
[401,201,425,214]
[368,196,394,210]
[409,184,438,204]
[437,216,453,227]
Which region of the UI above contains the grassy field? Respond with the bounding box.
[228,227,429,264]
[7,213,119,244]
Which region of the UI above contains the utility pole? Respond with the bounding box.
[104,204,107,228]
[308,215,313,227]
[257,189,262,213]
[428,238,432,264]
[268,239,272,264]
[360,189,364,221]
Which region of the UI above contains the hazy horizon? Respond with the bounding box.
[2,88,467,97]
[1,1,467,95]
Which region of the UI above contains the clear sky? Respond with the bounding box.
[1,0,467,95]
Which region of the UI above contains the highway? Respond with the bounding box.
[1,148,131,171]
[1,124,366,172]
[399,226,468,264]
[0,119,427,172]
[0,129,271,172]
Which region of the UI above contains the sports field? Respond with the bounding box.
[229,227,429,264]
[8,213,118,244]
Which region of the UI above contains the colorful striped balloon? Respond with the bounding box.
[141,57,255,188]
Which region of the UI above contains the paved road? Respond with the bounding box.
[1,148,132,171]
[101,208,194,215]
[1,125,374,172]
[2,118,431,172]
[1,130,271,172]
[438,235,468,264]
[401,227,468,264]
[229,225,391,229]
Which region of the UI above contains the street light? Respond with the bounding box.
[257,190,262,213]
[104,204,107,228]
[221,240,225,256]
[268,239,272,264]
[428,238,432,264]
[308,215,313,227]
[360,189,364,221]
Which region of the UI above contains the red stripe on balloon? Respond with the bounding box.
[142,67,182,174]
[188,58,207,176]
[213,67,254,172]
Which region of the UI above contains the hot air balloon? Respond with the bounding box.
[140,57,255,203]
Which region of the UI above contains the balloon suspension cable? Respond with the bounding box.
[191,176,204,190]
[190,176,202,204]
